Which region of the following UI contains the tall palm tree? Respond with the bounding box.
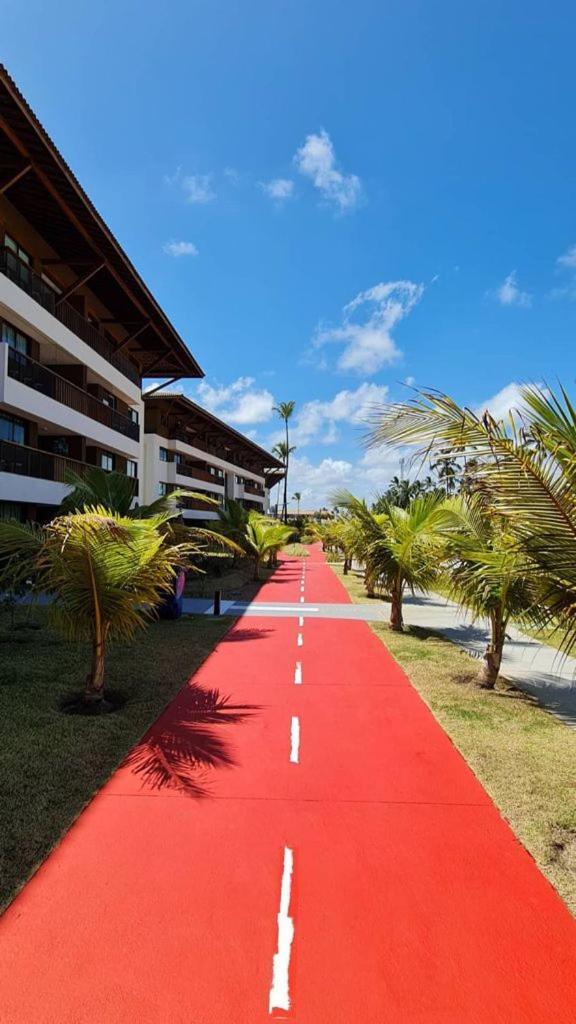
[273,401,296,522]
[292,492,302,516]
[272,440,296,519]
[332,490,452,629]
[0,510,199,708]
[366,384,576,654]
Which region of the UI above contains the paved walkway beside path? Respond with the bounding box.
[1,547,576,1021]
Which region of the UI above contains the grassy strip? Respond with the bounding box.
[0,609,232,911]
[332,564,576,914]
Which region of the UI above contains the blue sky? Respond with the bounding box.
[4,0,576,506]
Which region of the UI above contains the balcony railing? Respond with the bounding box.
[244,481,265,497]
[0,247,140,386]
[0,438,138,494]
[6,348,140,441]
[175,462,224,485]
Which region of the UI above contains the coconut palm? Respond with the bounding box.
[367,384,576,654]
[271,441,295,518]
[244,514,296,579]
[273,401,296,522]
[292,492,302,515]
[332,490,452,629]
[442,494,535,687]
[60,467,185,518]
[0,509,200,708]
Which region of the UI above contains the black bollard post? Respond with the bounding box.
[213,589,222,616]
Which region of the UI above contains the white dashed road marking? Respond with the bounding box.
[290,716,300,764]
[294,662,302,685]
[268,847,295,1013]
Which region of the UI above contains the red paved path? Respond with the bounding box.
[1,547,576,1022]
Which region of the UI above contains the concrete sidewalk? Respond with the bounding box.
[183,589,576,727]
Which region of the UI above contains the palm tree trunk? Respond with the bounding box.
[478,609,507,688]
[389,575,404,631]
[343,556,350,575]
[85,625,106,703]
[283,420,289,523]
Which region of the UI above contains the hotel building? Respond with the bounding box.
[0,66,282,523]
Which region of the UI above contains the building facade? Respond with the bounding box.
[143,393,284,521]
[0,66,282,523]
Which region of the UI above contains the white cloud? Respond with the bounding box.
[552,244,576,299]
[288,382,389,447]
[474,382,528,422]
[162,240,199,258]
[294,129,362,213]
[495,271,531,308]
[312,280,423,375]
[557,244,576,269]
[182,174,216,204]
[223,167,240,185]
[288,445,404,508]
[194,376,274,425]
[260,178,294,201]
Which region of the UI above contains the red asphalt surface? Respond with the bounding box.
[1,546,576,1022]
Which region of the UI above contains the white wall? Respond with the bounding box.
[0,350,140,459]
[0,274,141,405]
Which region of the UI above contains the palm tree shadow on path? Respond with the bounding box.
[124,685,259,798]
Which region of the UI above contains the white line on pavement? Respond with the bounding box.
[297,632,303,647]
[294,661,302,685]
[290,716,300,764]
[268,847,295,1013]
[299,616,304,627]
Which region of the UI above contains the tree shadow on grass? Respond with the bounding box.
[124,685,259,797]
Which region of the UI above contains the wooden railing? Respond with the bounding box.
[175,462,223,484]
[7,348,140,441]
[0,246,140,385]
[244,481,265,497]
[0,438,138,494]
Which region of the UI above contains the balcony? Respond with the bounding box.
[0,246,140,386]
[175,461,224,485]
[6,348,140,441]
[0,438,138,493]
[244,481,265,497]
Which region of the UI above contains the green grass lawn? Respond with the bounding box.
[332,564,576,914]
[0,608,232,911]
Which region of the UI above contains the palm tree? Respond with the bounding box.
[271,441,296,519]
[292,492,302,516]
[60,467,185,518]
[244,514,295,579]
[332,490,452,629]
[0,509,199,709]
[366,384,576,655]
[273,401,296,522]
[442,494,535,687]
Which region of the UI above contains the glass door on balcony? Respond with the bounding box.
[0,411,26,445]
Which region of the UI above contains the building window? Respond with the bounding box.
[174,452,183,466]
[159,447,169,462]
[128,408,139,425]
[235,475,244,485]
[126,459,137,478]
[4,233,31,266]
[100,451,115,472]
[1,322,29,355]
[159,482,169,496]
[0,412,26,445]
